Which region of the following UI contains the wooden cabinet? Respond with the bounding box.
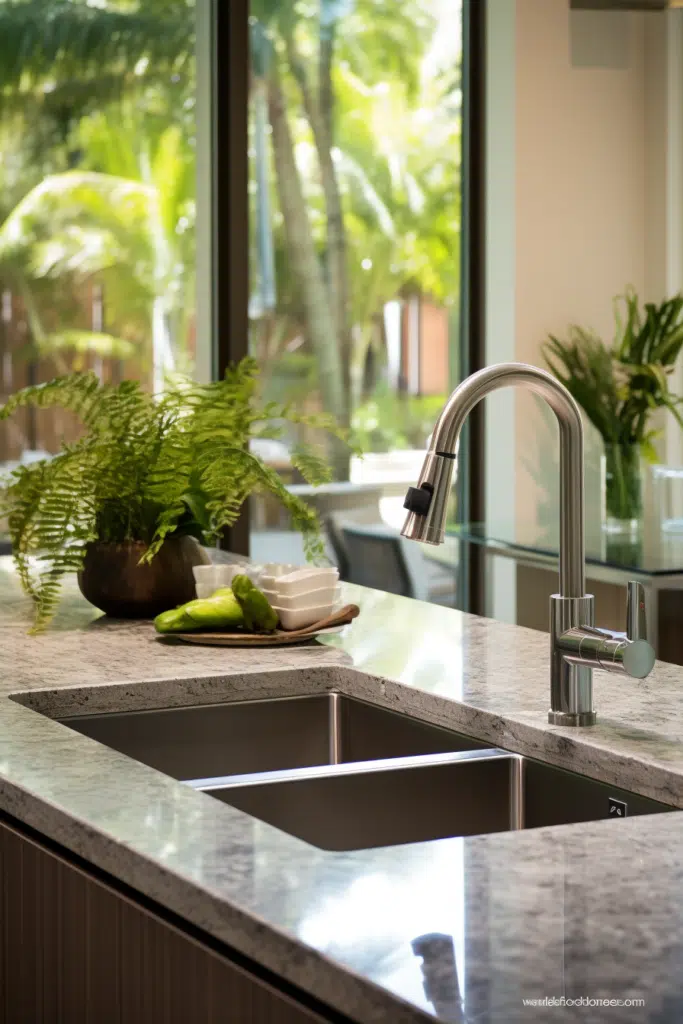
[0,816,337,1024]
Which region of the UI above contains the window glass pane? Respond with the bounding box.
[0,0,198,467]
[248,0,463,602]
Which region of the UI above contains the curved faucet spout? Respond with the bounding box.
[401,362,585,598]
[402,361,656,727]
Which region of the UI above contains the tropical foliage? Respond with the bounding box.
[0,0,461,475]
[0,357,345,631]
[250,0,460,471]
[543,290,683,523]
[543,290,683,458]
[0,115,196,383]
[351,385,445,453]
[0,0,196,391]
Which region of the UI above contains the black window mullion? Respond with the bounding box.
[457,0,487,615]
[212,0,251,556]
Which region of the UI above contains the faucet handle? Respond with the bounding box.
[403,484,433,516]
[626,581,648,642]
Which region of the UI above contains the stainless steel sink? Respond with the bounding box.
[58,693,486,782]
[57,691,676,852]
[196,749,674,851]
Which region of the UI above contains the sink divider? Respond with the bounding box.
[184,746,515,793]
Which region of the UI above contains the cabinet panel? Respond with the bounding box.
[0,818,332,1024]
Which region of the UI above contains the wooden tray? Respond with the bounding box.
[162,604,360,647]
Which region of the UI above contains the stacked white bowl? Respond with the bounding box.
[192,564,263,600]
[259,566,340,630]
[192,563,340,630]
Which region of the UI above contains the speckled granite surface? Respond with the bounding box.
[2,557,683,1021]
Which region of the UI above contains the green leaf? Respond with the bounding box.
[640,438,659,464]
[544,289,683,449]
[1,359,348,630]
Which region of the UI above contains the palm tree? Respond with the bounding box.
[0,112,196,389]
[0,0,193,108]
[250,0,459,438]
[0,0,461,478]
[0,0,196,386]
[250,0,444,475]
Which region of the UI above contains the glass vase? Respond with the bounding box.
[602,443,642,534]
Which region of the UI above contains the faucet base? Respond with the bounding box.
[548,709,597,727]
[550,593,596,725]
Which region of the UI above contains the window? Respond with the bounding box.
[0,0,199,465]
[0,0,472,604]
[247,0,465,599]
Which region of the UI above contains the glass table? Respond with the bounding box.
[450,521,683,654]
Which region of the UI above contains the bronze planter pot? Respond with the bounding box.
[77,537,210,619]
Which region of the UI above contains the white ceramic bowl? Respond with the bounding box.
[260,567,339,599]
[193,563,263,598]
[261,583,340,611]
[261,562,300,578]
[229,564,264,586]
[192,564,222,587]
[273,600,337,631]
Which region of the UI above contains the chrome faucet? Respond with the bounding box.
[401,362,655,726]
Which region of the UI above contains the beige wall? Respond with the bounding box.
[418,301,449,396]
[513,1,651,528]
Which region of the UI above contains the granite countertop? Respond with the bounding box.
[1,557,683,1022]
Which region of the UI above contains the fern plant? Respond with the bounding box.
[0,358,348,632]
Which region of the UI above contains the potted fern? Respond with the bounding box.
[543,290,683,531]
[0,358,346,631]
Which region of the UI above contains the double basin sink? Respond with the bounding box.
[53,692,674,851]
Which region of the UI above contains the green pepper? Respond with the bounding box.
[232,574,279,632]
[154,591,244,633]
[153,606,197,634]
[230,574,254,602]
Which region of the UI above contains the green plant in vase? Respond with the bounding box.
[0,357,349,632]
[543,290,683,530]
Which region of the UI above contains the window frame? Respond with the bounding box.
[458,0,487,614]
[212,0,251,555]
[213,0,487,579]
